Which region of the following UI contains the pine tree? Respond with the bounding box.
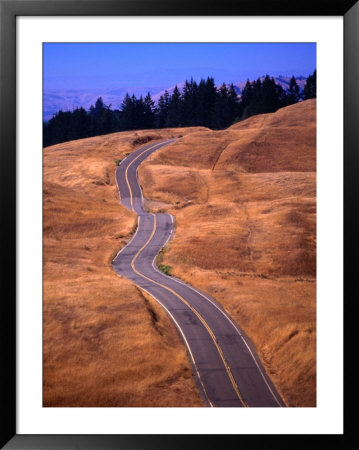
[252,78,264,115]
[196,77,217,127]
[134,95,146,129]
[262,75,281,113]
[275,81,287,108]
[303,70,316,100]
[240,80,254,119]
[181,78,198,126]
[227,83,240,122]
[93,97,105,117]
[68,107,91,140]
[287,76,300,105]
[156,90,170,128]
[196,78,207,127]
[241,78,263,118]
[211,83,232,129]
[167,85,182,127]
[89,97,116,134]
[143,92,155,129]
[120,93,137,130]
[43,110,70,146]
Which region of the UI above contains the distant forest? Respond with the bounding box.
[43,71,316,147]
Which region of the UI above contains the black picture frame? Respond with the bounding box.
[1,0,357,448]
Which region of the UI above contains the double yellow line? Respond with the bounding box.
[122,140,248,406]
[124,141,171,211]
[130,213,248,407]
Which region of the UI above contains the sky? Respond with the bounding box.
[43,43,316,93]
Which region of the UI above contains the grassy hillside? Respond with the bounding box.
[43,99,316,407]
[138,99,317,406]
[43,128,204,406]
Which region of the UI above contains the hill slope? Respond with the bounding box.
[43,128,205,407]
[43,100,316,407]
[138,99,316,406]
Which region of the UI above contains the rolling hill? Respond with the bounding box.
[43,99,316,406]
[138,99,316,406]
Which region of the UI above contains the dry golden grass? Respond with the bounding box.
[149,99,316,173]
[43,128,204,407]
[138,100,317,406]
[44,100,316,407]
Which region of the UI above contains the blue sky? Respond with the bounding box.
[43,43,316,92]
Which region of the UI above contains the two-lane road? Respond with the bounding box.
[112,139,286,407]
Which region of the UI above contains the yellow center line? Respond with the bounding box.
[131,213,248,407]
[124,141,170,211]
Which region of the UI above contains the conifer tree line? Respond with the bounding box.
[43,70,316,147]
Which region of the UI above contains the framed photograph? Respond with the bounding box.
[1,0,356,448]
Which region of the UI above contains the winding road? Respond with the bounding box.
[112,139,286,407]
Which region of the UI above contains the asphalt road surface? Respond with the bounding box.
[113,139,286,407]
